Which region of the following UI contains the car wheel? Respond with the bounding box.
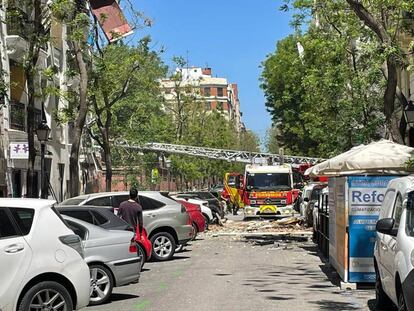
[18,281,73,311]
[398,290,407,311]
[89,264,114,306]
[151,232,176,261]
[375,266,393,309]
[137,243,146,269]
[191,222,199,241]
[202,214,209,230]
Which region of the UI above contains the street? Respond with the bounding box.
[86,223,376,311]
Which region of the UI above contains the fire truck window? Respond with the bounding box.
[227,176,236,187]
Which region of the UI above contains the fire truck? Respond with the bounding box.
[236,164,304,218]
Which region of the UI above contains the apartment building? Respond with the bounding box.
[0,1,72,199]
[161,67,244,132]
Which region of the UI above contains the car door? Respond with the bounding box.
[140,195,165,233]
[0,207,32,308]
[380,190,400,296]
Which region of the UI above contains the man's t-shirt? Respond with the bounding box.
[118,200,143,230]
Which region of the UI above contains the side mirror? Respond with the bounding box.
[376,218,397,236]
[303,197,310,203]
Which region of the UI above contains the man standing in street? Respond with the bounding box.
[118,188,143,235]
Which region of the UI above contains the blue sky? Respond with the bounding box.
[128,0,293,141]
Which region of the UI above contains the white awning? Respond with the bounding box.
[305,140,414,177]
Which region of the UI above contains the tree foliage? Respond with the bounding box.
[261,0,414,157]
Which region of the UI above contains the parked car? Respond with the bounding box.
[0,199,90,311]
[175,199,206,239]
[189,191,225,218]
[170,194,213,229]
[63,215,141,305]
[176,192,224,218]
[374,176,414,311]
[57,205,152,266]
[60,191,194,261]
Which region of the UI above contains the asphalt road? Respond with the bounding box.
[85,228,377,311]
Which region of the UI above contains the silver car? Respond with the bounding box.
[61,191,194,261]
[63,216,142,305]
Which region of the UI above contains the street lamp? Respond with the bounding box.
[165,159,172,191]
[404,101,414,127]
[36,121,50,199]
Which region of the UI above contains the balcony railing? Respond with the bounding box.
[9,101,43,132]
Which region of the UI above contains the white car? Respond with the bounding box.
[374,176,414,311]
[0,199,90,311]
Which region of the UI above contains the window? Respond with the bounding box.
[217,87,224,97]
[9,101,25,131]
[113,195,130,208]
[0,208,19,239]
[66,220,88,240]
[60,210,94,224]
[91,211,109,226]
[217,102,223,110]
[381,189,396,218]
[88,196,111,207]
[139,196,164,210]
[205,102,211,111]
[10,208,34,235]
[204,87,211,97]
[393,193,403,230]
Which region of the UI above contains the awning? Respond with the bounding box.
[305,140,414,177]
[89,0,133,42]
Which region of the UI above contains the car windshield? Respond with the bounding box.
[227,176,236,187]
[246,173,291,191]
[60,198,86,206]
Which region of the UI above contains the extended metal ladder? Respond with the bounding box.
[116,141,323,165]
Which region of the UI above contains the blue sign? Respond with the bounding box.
[348,176,396,283]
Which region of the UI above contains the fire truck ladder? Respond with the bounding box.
[116,141,323,165]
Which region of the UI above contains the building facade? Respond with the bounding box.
[161,67,244,132]
[0,1,72,200]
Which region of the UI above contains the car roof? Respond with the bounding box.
[62,215,132,239]
[0,198,56,209]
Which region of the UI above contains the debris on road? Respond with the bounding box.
[204,216,312,240]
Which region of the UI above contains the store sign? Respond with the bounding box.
[348,176,396,283]
[10,142,29,159]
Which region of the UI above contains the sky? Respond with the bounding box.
[128,0,294,142]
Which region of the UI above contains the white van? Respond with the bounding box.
[374,176,414,311]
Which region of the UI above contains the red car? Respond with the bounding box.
[176,199,206,238]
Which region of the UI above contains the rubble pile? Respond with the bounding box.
[206,217,312,236]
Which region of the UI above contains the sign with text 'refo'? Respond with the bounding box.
[348,176,396,283]
[10,142,29,159]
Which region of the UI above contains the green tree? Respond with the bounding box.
[88,39,167,191]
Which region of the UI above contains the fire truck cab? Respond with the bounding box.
[240,164,301,218]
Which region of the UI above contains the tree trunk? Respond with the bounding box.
[25,1,42,198]
[69,40,88,197]
[346,0,404,143]
[103,143,112,192]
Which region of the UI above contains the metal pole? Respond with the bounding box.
[40,142,46,199]
[167,169,171,192]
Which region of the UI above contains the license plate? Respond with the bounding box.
[260,205,277,213]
